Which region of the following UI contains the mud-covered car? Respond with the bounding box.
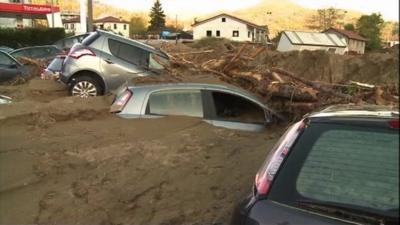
[110,82,274,132]
[233,105,399,225]
[60,30,169,97]
[10,45,63,62]
[0,50,29,83]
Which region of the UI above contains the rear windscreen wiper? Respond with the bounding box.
[296,200,399,225]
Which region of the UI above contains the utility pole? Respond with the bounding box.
[80,0,87,33]
[51,0,55,28]
[87,0,93,32]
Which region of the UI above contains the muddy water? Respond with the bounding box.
[0,79,285,224]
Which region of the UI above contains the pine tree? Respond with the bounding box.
[148,0,166,33]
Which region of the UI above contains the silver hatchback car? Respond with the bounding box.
[110,82,273,132]
[60,30,169,97]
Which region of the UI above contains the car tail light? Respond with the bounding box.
[69,48,95,59]
[110,89,132,113]
[389,119,399,129]
[255,120,307,196]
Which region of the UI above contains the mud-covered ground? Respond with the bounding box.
[0,79,285,224]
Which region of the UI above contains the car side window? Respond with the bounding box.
[211,91,265,124]
[108,39,149,67]
[147,90,203,117]
[0,52,14,65]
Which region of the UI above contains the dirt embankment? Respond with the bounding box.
[251,49,399,84]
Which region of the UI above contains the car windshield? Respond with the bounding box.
[268,120,399,219]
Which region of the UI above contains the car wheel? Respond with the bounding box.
[70,76,102,98]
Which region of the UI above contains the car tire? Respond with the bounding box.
[69,76,102,98]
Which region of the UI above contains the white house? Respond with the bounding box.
[277,31,347,55]
[63,16,82,34]
[323,28,367,54]
[94,16,130,37]
[63,16,130,37]
[192,13,268,43]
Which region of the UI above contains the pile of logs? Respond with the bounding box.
[160,43,399,120]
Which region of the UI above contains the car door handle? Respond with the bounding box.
[104,58,114,64]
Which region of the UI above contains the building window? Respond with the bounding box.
[99,24,104,29]
[222,17,226,22]
[71,23,74,29]
[206,30,212,37]
[64,24,68,29]
[232,30,239,37]
[123,24,127,30]
[216,30,220,37]
[114,24,117,29]
[248,31,250,38]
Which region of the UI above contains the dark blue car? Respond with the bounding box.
[233,105,399,225]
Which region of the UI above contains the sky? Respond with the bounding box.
[99,0,399,21]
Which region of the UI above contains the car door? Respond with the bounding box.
[0,52,20,83]
[101,38,152,91]
[143,89,204,119]
[203,90,268,132]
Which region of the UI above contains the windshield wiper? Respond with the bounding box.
[296,199,399,225]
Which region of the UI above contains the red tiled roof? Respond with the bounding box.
[324,27,368,42]
[94,16,129,24]
[192,13,267,31]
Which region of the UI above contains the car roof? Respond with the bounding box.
[96,29,169,58]
[10,45,59,53]
[309,104,399,119]
[128,82,266,107]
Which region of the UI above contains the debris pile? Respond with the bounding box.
[154,42,399,119]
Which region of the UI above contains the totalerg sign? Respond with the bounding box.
[0,3,60,15]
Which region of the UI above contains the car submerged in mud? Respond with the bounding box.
[110,82,274,132]
[233,105,399,225]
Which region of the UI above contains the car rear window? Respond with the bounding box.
[268,121,399,216]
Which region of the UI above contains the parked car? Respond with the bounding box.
[60,30,170,97]
[10,45,63,62]
[0,46,14,53]
[233,105,399,225]
[41,54,66,80]
[110,82,274,132]
[0,50,29,83]
[53,33,89,52]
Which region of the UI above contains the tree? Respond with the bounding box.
[344,23,355,31]
[356,13,384,50]
[148,0,166,33]
[130,16,147,36]
[307,7,345,30]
